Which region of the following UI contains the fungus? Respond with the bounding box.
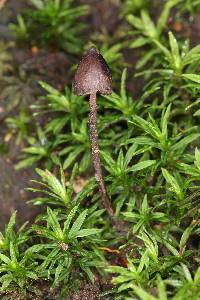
[73,47,114,217]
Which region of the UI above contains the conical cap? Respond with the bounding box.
[73,47,112,96]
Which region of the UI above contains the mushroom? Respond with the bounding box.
[73,47,114,218]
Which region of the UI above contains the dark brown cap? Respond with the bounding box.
[73,47,112,96]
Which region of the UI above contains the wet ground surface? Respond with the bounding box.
[0,0,32,229]
[0,137,40,229]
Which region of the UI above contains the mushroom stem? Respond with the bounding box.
[89,93,114,217]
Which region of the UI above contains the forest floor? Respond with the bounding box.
[1,1,200,299]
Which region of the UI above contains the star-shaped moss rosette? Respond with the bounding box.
[73,47,114,218]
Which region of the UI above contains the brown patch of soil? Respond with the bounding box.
[0,136,39,229]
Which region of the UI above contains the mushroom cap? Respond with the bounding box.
[73,47,112,96]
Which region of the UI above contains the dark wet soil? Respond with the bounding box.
[0,136,39,229]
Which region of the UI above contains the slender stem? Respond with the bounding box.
[89,93,114,217]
